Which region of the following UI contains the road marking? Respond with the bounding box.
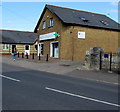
[74,77,119,85]
[85,78,118,85]
[45,87,120,107]
[0,75,20,82]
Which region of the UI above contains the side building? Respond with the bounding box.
[0,30,38,55]
[34,4,119,61]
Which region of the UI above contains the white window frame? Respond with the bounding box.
[34,42,38,51]
[34,45,38,51]
[3,44,9,50]
[50,18,54,27]
[50,41,59,58]
[24,45,30,50]
[42,21,46,29]
[38,43,44,56]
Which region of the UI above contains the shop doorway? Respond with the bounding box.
[25,45,30,55]
[12,45,16,53]
[50,42,59,58]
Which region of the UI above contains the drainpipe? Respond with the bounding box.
[71,26,75,61]
[37,30,39,56]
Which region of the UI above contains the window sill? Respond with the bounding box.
[48,25,53,28]
[50,56,59,59]
[3,49,9,50]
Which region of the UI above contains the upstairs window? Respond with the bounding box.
[42,21,46,29]
[3,44,9,50]
[50,18,54,27]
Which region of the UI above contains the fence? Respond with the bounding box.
[101,52,119,73]
[84,50,119,73]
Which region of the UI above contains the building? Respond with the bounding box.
[34,4,119,61]
[0,30,38,55]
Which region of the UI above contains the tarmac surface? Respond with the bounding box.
[2,63,119,110]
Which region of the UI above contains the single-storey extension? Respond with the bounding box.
[0,30,38,55]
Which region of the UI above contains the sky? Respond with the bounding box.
[0,2,119,32]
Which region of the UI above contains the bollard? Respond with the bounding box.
[32,53,34,59]
[109,52,112,71]
[99,51,102,70]
[39,53,41,60]
[46,54,48,61]
[18,52,19,58]
[26,53,28,59]
[22,52,24,58]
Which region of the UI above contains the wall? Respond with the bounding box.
[60,25,119,61]
[37,8,63,58]
[30,44,37,55]
[60,25,74,60]
[0,44,37,55]
[37,8,119,61]
[16,44,37,55]
[0,44,11,55]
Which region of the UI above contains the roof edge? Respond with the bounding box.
[0,29,35,33]
[64,22,120,31]
[46,4,106,16]
[34,4,120,32]
[34,6,47,33]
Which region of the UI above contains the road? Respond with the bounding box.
[1,62,119,110]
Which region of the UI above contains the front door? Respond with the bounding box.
[12,45,16,53]
[25,45,30,55]
[51,42,59,58]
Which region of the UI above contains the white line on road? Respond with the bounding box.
[45,87,120,107]
[0,75,20,82]
[78,77,119,85]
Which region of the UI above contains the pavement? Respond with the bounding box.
[1,55,119,85]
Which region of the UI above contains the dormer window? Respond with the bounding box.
[50,18,54,27]
[100,20,109,25]
[42,21,46,29]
